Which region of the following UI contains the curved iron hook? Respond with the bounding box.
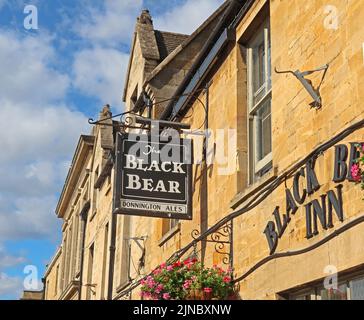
[88,110,134,125]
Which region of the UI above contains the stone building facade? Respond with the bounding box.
[44,0,364,300]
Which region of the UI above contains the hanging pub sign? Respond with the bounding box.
[113,132,193,220]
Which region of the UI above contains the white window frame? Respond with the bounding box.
[247,18,272,181]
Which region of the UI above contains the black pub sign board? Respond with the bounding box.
[113,132,193,220]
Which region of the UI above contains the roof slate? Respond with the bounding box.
[154,30,189,60]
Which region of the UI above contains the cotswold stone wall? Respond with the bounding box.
[233,0,364,299]
[126,0,364,300]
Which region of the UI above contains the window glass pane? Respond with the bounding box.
[267,28,271,90]
[319,284,348,300]
[256,99,272,160]
[252,38,265,105]
[350,277,364,300]
[248,19,271,182]
[248,118,254,185]
[291,289,315,300]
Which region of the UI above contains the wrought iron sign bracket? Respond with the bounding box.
[275,64,329,109]
[124,236,148,276]
[88,109,140,129]
[134,116,191,130]
[191,221,233,268]
[88,112,191,132]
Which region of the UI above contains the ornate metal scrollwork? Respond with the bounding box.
[120,113,136,127]
[191,221,233,267]
[88,110,149,132]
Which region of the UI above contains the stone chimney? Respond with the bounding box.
[99,104,112,120]
[137,9,153,25]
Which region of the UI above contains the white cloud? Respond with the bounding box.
[0,195,61,242]
[73,0,225,44]
[0,102,86,240]
[0,273,23,299]
[0,0,6,10]
[70,0,139,107]
[154,0,225,34]
[72,47,129,107]
[0,246,26,270]
[0,102,88,164]
[75,0,143,47]
[0,31,88,242]
[0,31,69,105]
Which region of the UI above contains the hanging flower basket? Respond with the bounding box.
[351,143,364,188]
[139,258,236,300]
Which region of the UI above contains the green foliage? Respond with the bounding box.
[352,144,364,189]
[139,258,234,300]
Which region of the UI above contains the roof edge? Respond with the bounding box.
[143,0,232,86]
[44,247,62,278]
[122,30,138,102]
[161,0,251,120]
[55,135,94,218]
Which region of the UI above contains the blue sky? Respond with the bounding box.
[0,0,224,299]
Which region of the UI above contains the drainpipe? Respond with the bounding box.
[107,151,118,300]
[78,201,90,300]
[107,209,117,300]
[200,83,210,263]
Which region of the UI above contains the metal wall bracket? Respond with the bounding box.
[124,236,148,277]
[191,220,233,268]
[275,64,329,109]
[88,112,191,132]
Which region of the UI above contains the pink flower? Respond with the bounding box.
[146,276,156,288]
[183,258,197,266]
[155,284,163,294]
[160,263,166,269]
[203,287,213,293]
[167,265,173,271]
[140,279,146,286]
[163,293,170,300]
[153,268,161,275]
[183,258,191,266]
[183,259,195,269]
[351,163,361,182]
[183,280,192,289]
[157,284,164,291]
[223,276,231,283]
